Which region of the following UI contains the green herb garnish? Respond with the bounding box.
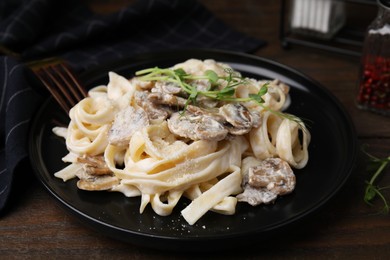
[135,67,267,106]
[363,148,390,214]
[135,66,307,129]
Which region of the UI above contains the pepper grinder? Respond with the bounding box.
[356,0,390,116]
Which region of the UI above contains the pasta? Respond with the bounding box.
[53,59,310,225]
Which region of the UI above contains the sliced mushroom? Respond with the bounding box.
[219,103,253,135]
[191,79,211,92]
[250,110,261,128]
[237,157,296,206]
[154,81,182,94]
[76,173,120,191]
[186,105,224,122]
[77,155,112,175]
[237,186,278,205]
[134,91,171,122]
[149,81,187,108]
[75,155,119,191]
[247,157,295,195]
[147,92,187,108]
[108,106,149,147]
[167,111,228,141]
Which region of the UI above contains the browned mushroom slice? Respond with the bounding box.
[108,106,149,147]
[77,155,112,175]
[197,96,220,109]
[77,174,120,191]
[249,110,261,128]
[247,157,295,195]
[185,105,224,122]
[148,81,187,108]
[147,92,187,108]
[75,155,119,191]
[134,91,171,122]
[237,157,296,206]
[237,186,278,205]
[167,111,228,141]
[154,81,182,94]
[190,80,219,108]
[219,103,253,135]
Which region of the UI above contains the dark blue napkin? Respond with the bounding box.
[0,0,265,213]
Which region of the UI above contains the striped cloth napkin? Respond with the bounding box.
[0,0,265,213]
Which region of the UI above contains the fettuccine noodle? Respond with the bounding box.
[53,59,310,225]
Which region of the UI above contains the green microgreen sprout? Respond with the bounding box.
[362,147,390,214]
[135,66,266,105]
[135,66,306,128]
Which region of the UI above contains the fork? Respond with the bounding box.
[28,58,88,113]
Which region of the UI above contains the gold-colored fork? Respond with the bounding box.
[28,58,88,113]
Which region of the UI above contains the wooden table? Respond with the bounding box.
[2,1,390,258]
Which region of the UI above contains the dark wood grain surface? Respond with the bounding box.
[2,1,390,259]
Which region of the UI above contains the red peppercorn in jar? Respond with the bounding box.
[356,0,390,116]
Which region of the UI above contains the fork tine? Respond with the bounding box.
[35,69,73,113]
[33,62,87,113]
[53,63,88,102]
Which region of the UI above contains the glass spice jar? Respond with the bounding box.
[356,0,390,116]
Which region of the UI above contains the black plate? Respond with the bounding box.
[29,49,357,251]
